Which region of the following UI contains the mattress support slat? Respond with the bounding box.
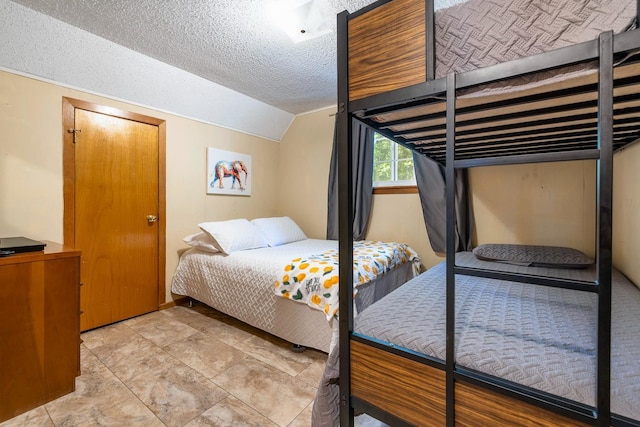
[401,112,640,143]
[453,149,601,168]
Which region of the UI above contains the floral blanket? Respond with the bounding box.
[274,241,420,320]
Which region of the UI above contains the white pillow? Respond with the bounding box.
[251,216,307,247]
[198,219,268,254]
[183,232,219,253]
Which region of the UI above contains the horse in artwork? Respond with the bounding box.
[210,160,248,190]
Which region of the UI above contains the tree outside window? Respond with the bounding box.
[373,133,416,187]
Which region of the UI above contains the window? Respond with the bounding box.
[373,133,416,188]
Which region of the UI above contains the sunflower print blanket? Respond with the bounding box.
[274,241,420,320]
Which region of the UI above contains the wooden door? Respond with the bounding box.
[63,98,166,331]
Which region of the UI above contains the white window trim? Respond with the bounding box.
[374,179,416,187]
[373,134,416,188]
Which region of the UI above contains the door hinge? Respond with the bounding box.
[67,128,82,143]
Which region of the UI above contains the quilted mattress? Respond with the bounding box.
[313,252,640,425]
[171,239,418,353]
[434,0,637,97]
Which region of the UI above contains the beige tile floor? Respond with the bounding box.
[1,302,385,427]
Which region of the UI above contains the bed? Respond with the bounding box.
[313,250,640,425]
[170,217,420,353]
[328,0,640,425]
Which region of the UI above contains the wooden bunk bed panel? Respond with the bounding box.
[350,340,446,426]
[348,0,426,101]
[455,381,591,427]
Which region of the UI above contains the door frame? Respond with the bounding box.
[62,97,167,306]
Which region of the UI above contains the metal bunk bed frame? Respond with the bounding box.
[337,1,640,426]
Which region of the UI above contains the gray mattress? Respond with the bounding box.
[435,0,636,99]
[312,252,640,425]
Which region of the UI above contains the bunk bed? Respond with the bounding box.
[317,0,640,426]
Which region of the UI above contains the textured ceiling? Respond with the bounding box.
[8,0,464,115]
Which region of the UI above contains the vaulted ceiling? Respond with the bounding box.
[8,0,464,115]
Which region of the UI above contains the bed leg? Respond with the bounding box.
[291,344,307,353]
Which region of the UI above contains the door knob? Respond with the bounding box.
[147,215,158,223]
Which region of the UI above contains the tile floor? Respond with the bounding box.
[1,302,385,427]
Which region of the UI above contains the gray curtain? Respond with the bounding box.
[326,119,374,241]
[413,152,473,253]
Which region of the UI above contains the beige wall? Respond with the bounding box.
[469,160,597,257]
[280,107,640,287]
[613,142,640,286]
[276,108,439,269]
[0,70,280,302]
[274,109,334,239]
[470,150,640,287]
[367,194,442,269]
[2,70,638,308]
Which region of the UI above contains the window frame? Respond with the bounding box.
[372,133,417,192]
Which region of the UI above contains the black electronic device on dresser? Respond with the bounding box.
[0,237,46,256]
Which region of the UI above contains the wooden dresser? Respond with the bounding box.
[0,242,81,423]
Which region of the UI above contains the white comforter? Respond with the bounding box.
[170,239,420,353]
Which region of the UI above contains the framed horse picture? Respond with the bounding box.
[206,147,251,196]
